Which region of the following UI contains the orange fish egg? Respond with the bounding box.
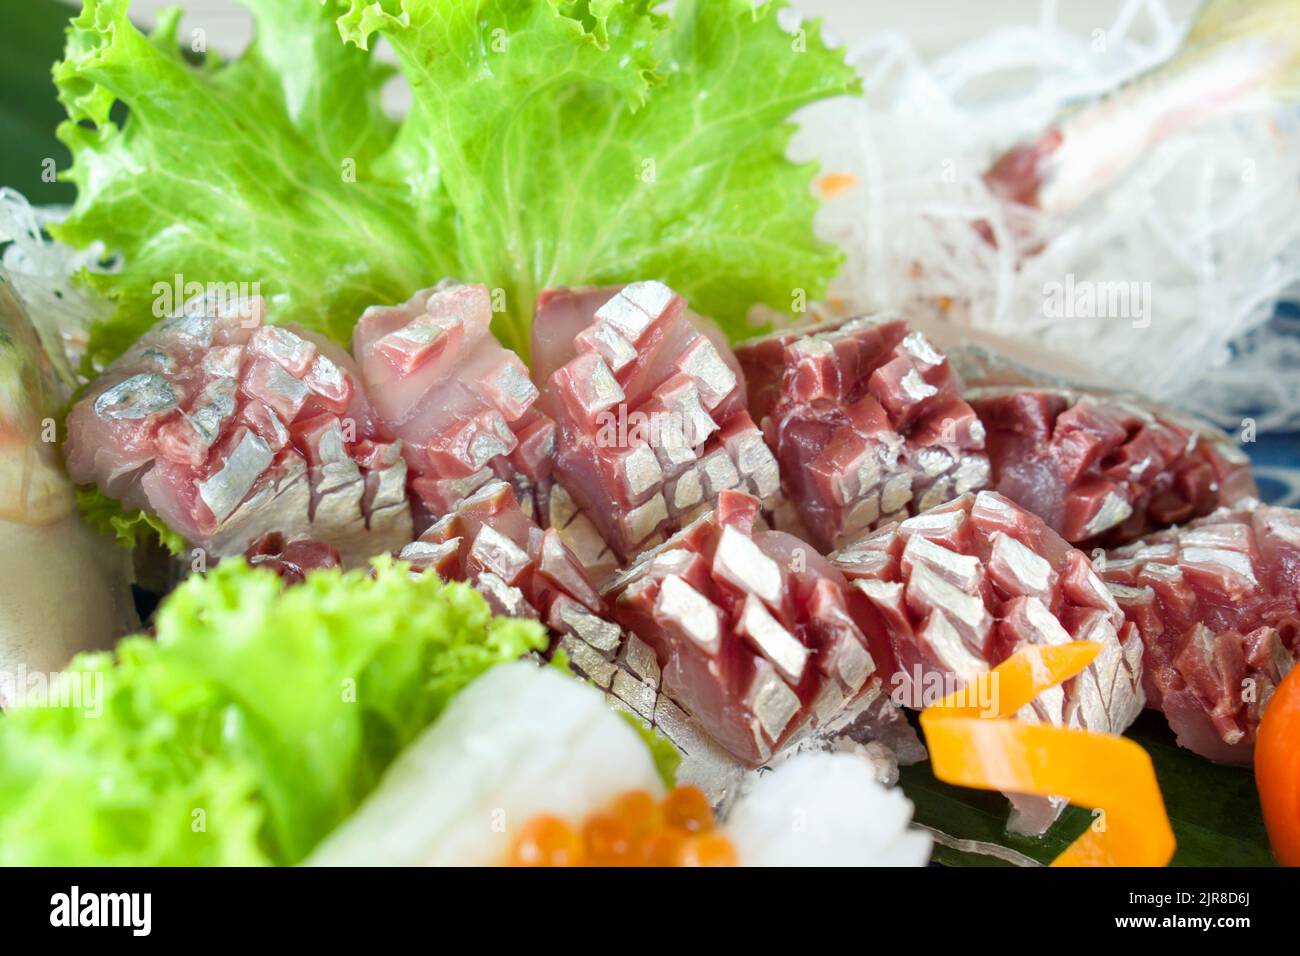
[583,813,634,865]
[662,785,715,834]
[510,815,585,867]
[677,832,739,868]
[637,826,688,867]
[611,789,662,837]
[510,786,738,867]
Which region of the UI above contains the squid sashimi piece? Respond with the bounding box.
[307,662,932,866]
[307,662,665,866]
[969,386,1256,548]
[534,282,777,573]
[602,488,914,769]
[352,282,553,518]
[831,490,1144,834]
[63,294,411,565]
[1100,499,1300,764]
[737,315,990,552]
[0,274,135,677]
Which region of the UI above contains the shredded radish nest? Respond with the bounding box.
[0,188,112,387]
[791,0,1300,432]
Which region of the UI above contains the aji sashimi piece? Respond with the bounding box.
[398,478,607,636]
[969,386,1256,548]
[533,282,779,574]
[1099,500,1300,764]
[831,490,1145,833]
[602,489,908,768]
[737,316,990,552]
[398,478,752,792]
[352,282,554,519]
[63,295,411,565]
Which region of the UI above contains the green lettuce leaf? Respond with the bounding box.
[0,557,546,865]
[54,0,855,366]
[621,712,681,789]
[75,484,186,555]
[53,0,448,367]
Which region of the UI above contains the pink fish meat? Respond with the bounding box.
[1099,499,1300,763]
[533,282,779,573]
[64,295,411,564]
[399,477,607,631]
[604,488,900,768]
[969,386,1256,548]
[831,490,1145,832]
[245,531,342,585]
[737,316,990,552]
[352,282,554,520]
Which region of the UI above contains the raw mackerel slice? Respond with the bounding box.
[398,478,606,629]
[533,282,780,576]
[1099,500,1300,764]
[831,490,1145,833]
[397,476,762,797]
[352,282,554,519]
[245,532,342,585]
[736,316,990,553]
[602,488,903,768]
[969,386,1256,549]
[64,295,411,564]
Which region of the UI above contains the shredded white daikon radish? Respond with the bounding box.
[792,0,1300,430]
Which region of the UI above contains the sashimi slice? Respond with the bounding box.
[602,488,914,769]
[831,490,1145,834]
[64,294,410,565]
[534,282,777,571]
[1100,499,1300,763]
[353,282,552,519]
[969,386,1256,548]
[736,315,990,552]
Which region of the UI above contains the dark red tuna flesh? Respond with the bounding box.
[1099,500,1300,764]
[736,316,990,552]
[969,387,1257,549]
[831,490,1145,833]
[245,532,341,585]
[533,282,779,571]
[352,282,554,519]
[602,488,892,767]
[64,295,411,564]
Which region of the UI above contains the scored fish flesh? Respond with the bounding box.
[352,282,554,520]
[64,294,411,564]
[399,477,604,627]
[737,316,990,552]
[1099,499,1300,764]
[969,386,1256,548]
[603,488,909,769]
[398,476,750,797]
[831,490,1145,833]
[533,282,779,574]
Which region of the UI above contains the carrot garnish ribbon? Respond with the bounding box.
[920,642,1176,866]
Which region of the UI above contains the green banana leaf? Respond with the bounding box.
[902,711,1276,867]
[1,0,76,205]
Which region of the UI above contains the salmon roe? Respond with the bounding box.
[508,786,737,867]
[510,815,585,867]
